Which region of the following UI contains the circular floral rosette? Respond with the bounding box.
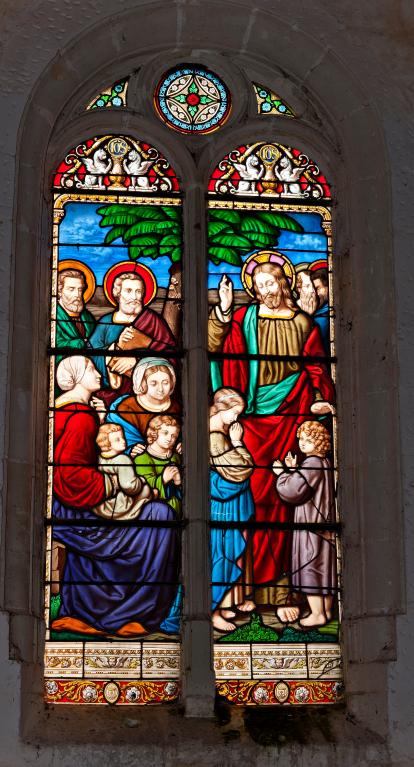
[154,66,231,134]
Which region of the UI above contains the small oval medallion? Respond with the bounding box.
[275,681,290,703]
[103,681,120,705]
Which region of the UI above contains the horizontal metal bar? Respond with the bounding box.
[45,517,187,528]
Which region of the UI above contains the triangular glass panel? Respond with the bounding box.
[253,82,295,117]
[86,78,129,110]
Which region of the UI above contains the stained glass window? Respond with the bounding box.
[208,142,343,706]
[44,134,183,705]
[253,83,295,117]
[154,65,231,134]
[87,79,129,110]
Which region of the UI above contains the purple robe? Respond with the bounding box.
[53,500,179,633]
[276,456,337,595]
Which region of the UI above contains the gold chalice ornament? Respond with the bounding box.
[107,137,129,188]
[259,144,281,194]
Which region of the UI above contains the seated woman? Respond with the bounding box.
[51,355,180,638]
[106,356,181,455]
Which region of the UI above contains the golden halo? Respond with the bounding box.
[103,261,158,307]
[241,250,296,298]
[58,260,96,303]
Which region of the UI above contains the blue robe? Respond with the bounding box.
[313,302,330,355]
[53,499,180,633]
[210,471,254,610]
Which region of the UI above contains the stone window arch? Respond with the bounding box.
[3,2,402,755]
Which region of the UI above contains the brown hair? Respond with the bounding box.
[296,420,331,457]
[311,268,328,287]
[96,423,123,452]
[57,269,86,297]
[209,388,245,417]
[112,272,144,300]
[252,263,295,309]
[138,365,175,395]
[146,415,180,445]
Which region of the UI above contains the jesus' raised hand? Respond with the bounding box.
[218,274,234,315]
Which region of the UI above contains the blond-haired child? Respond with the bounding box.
[93,423,151,520]
[273,420,336,628]
[134,415,182,516]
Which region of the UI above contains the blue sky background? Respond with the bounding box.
[58,202,329,290]
[208,211,328,288]
[59,202,175,287]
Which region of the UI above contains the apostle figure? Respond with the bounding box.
[208,251,335,621]
[310,264,330,355]
[295,266,318,316]
[89,261,176,399]
[55,260,96,356]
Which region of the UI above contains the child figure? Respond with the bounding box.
[93,423,152,520]
[273,420,336,628]
[134,415,182,517]
[209,388,255,632]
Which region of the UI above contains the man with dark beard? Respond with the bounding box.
[56,269,96,358]
[208,261,335,622]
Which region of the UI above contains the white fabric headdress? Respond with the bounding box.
[56,355,88,392]
[132,357,176,395]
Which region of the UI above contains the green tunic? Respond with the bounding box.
[134,450,182,517]
[55,302,96,361]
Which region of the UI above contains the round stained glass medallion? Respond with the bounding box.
[154,65,231,134]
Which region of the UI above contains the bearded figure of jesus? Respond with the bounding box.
[89,272,175,402]
[208,262,335,621]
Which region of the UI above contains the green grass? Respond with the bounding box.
[218,613,280,643]
[217,612,339,644]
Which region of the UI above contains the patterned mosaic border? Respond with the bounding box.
[45,679,179,705]
[45,678,344,705]
[216,679,344,705]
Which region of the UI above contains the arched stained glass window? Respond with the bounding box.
[43,72,343,710]
[45,134,183,705]
[207,142,342,706]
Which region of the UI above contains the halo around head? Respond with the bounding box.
[241,250,296,297]
[309,259,328,272]
[58,260,96,303]
[295,262,310,275]
[103,261,158,307]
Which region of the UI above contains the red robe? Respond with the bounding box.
[53,403,106,509]
[221,305,335,586]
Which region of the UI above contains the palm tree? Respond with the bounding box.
[97,204,303,335]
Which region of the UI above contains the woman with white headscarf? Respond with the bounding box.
[106,356,180,454]
[52,355,180,637]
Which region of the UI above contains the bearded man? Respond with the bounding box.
[296,269,318,316]
[56,268,95,356]
[310,267,330,355]
[208,261,335,620]
[89,264,175,399]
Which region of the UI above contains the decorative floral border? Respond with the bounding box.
[45,678,344,706]
[45,679,180,705]
[216,679,344,705]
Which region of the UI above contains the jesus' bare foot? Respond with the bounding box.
[237,599,256,613]
[213,611,236,632]
[299,612,327,628]
[220,609,236,619]
[276,606,300,623]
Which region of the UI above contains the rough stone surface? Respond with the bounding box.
[0,0,413,764]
